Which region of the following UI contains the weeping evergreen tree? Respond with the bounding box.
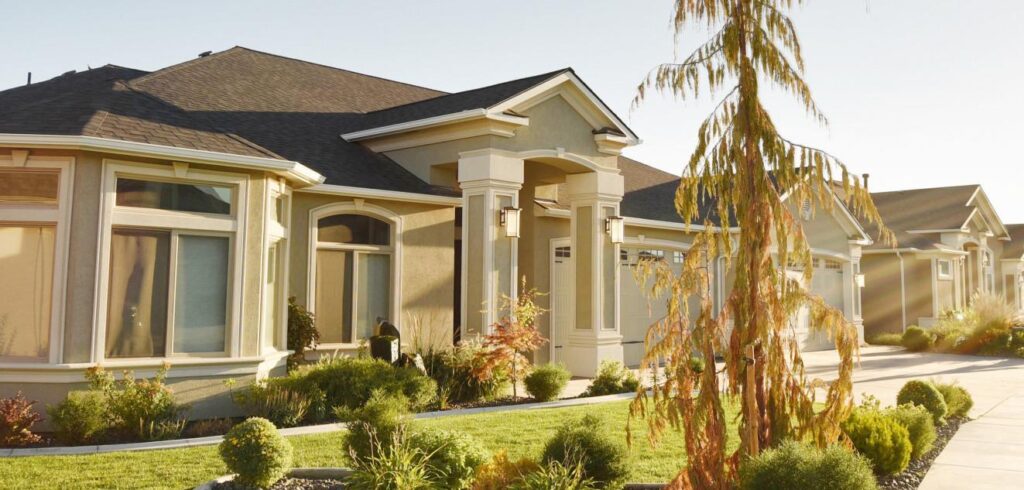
[627,1,892,487]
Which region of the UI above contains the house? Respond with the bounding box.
[860,185,1012,336]
[0,47,867,417]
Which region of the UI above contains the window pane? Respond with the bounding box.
[264,242,282,350]
[173,235,229,353]
[0,170,59,204]
[116,178,232,215]
[315,249,353,343]
[0,226,54,361]
[317,214,389,245]
[356,253,391,341]
[106,229,170,358]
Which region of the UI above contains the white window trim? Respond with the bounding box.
[0,154,74,365]
[92,159,248,362]
[306,201,403,350]
[937,259,953,280]
[261,177,290,354]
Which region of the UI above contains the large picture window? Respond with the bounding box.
[312,212,394,345]
[100,162,244,359]
[0,160,70,364]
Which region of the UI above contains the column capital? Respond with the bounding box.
[565,170,623,202]
[458,148,524,188]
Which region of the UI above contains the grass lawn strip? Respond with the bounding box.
[0,400,740,489]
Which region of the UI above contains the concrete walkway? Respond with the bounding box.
[801,346,1024,489]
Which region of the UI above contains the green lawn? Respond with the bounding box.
[0,400,740,489]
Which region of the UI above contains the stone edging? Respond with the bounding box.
[1,392,635,458]
[194,468,353,490]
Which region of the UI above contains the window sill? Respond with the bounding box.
[0,351,290,383]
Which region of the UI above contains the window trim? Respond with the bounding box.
[93,160,248,362]
[0,155,73,366]
[937,259,953,280]
[261,177,290,354]
[306,201,402,350]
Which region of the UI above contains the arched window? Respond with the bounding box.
[312,211,395,345]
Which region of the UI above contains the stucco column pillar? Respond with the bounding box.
[458,149,524,338]
[564,170,624,377]
[846,243,865,345]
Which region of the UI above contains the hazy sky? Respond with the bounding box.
[4,1,1023,221]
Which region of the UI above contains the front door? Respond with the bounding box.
[550,241,572,364]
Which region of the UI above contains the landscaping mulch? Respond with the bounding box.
[216,478,345,489]
[876,416,967,490]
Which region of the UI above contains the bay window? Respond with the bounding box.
[311,210,396,346]
[100,161,245,359]
[0,158,71,364]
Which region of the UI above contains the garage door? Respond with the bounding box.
[620,248,686,367]
[794,257,845,351]
[550,245,572,364]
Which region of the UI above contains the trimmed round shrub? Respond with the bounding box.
[581,361,639,397]
[901,326,934,352]
[219,417,293,489]
[339,391,410,460]
[841,408,912,475]
[409,428,488,489]
[739,440,877,490]
[524,364,571,402]
[897,380,948,425]
[886,404,937,459]
[934,382,973,418]
[47,390,109,445]
[296,357,437,412]
[541,415,627,488]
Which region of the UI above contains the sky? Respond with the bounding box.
[3,1,1023,221]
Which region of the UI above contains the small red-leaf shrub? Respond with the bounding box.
[0,392,42,447]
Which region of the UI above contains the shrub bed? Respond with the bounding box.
[739,440,877,490]
[896,380,948,425]
[841,408,912,475]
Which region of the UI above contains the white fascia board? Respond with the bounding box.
[489,71,640,144]
[0,133,325,185]
[341,110,528,142]
[299,183,462,206]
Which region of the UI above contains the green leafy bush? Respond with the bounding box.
[296,356,436,412]
[424,342,508,404]
[867,333,903,346]
[901,326,934,352]
[85,364,186,441]
[0,392,42,447]
[897,380,948,425]
[47,390,109,445]
[408,428,488,489]
[886,404,936,459]
[580,361,639,397]
[346,427,434,490]
[525,364,571,402]
[340,391,411,461]
[738,440,877,490]
[541,415,627,488]
[218,417,293,489]
[232,379,321,428]
[511,458,596,490]
[287,297,319,370]
[841,408,912,475]
[934,382,973,418]
[472,450,541,490]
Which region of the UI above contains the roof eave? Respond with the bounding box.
[341,110,528,142]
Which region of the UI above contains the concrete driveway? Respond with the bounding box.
[802,346,1024,489]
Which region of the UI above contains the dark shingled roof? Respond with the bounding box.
[347,69,570,132]
[863,185,981,250]
[1004,224,1024,260]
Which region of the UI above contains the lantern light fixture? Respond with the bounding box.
[500,206,521,238]
[605,215,624,244]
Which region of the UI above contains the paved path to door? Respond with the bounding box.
[801,346,1024,489]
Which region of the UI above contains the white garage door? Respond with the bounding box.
[550,245,572,364]
[620,248,686,367]
[793,257,845,351]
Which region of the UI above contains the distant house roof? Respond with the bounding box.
[1004,224,1024,260]
[863,185,997,251]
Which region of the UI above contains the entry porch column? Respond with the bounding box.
[564,170,624,376]
[458,149,524,338]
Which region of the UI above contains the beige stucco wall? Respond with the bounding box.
[861,253,906,335]
[288,192,456,348]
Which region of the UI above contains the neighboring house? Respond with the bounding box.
[861,185,1012,336]
[0,47,869,417]
[1000,224,1024,312]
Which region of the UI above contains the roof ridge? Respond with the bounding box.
[129,47,241,85]
[362,67,571,116]
[871,184,980,196]
[226,46,447,96]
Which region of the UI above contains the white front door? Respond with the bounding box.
[550,242,572,364]
[803,257,845,351]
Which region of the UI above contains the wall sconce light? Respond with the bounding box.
[500,206,521,238]
[855,273,866,288]
[605,215,624,244]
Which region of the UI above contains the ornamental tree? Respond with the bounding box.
[628,1,892,488]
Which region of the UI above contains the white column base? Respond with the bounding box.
[561,334,624,377]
